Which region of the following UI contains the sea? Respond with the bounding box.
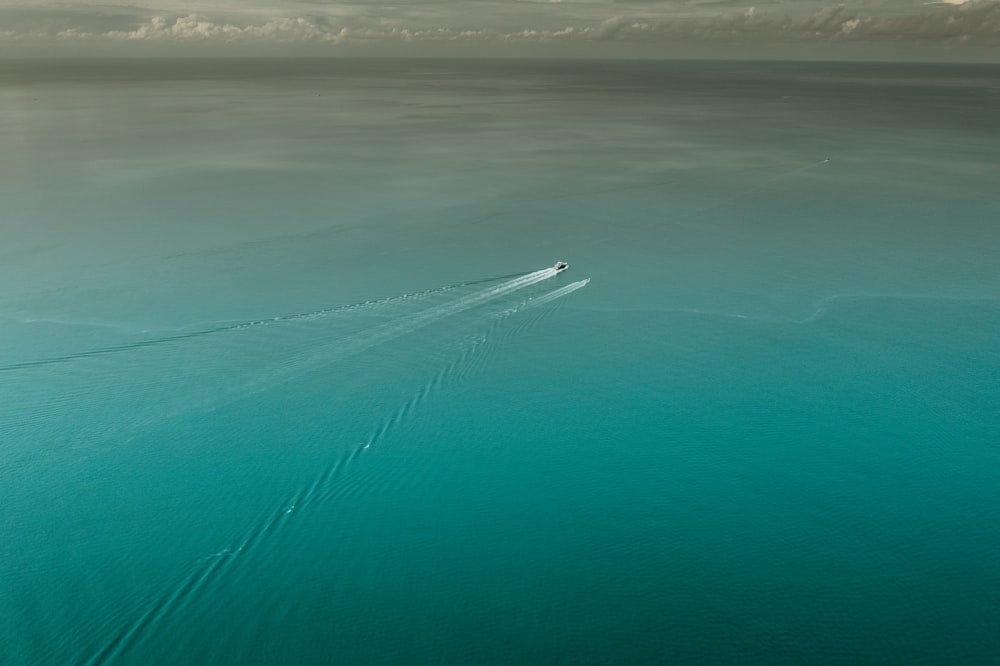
[1,58,999,664]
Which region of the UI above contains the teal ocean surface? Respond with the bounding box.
[1,59,999,664]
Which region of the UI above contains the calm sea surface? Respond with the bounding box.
[1,59,999,664]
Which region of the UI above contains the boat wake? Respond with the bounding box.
[69,267,588,664]
[0,272,525,375]
[525,278,590,309]
[0,265,575,448]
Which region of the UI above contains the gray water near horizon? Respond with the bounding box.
[1,58,999,664]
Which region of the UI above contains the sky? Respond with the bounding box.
[0,0,998,60]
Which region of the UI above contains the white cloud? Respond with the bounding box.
[100,15,347,43]
[2,0,1000,56]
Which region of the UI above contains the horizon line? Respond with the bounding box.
[3,55,1000,66]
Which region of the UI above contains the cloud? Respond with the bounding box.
[103,15,346,43]
[3,0,1000,56]
[608,1,1000,44]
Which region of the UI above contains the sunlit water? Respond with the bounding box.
[2,59,999,664]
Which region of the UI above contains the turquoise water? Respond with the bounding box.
[2,59,1000,664]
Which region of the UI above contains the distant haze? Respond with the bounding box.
[1,0,999,61]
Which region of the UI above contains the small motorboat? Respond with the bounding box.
[554,261,569,273]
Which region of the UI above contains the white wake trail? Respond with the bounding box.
[226,267,562,402]
[358,267,560,345]
[1,267,565,444]
[524,278,591,309]
[78,266,568,666]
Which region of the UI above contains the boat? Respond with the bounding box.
[554,261,569,272]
